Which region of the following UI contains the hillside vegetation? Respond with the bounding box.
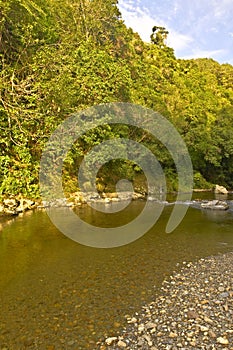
[1,0,233,197]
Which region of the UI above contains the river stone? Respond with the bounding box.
[16,198,35,212]
[219,292,229,298]
[203,316,214,324]
[137,337,145,346]
[200,325,209,332]
[67,340,76,346]
[138,324,145,332]
[3,198,18,208]
[208,330,217,338]
[217,336,229,345]
[201,199,229,210]
[100,252,233,350]
[169,331,178,338]
[3,208,17,216]
[214,184,228,194]
[105,337,118,345]
[187,310,199,319]
[145,322,157,330]
[127,317,137,324]
[104,192,118,199]
[218,286,225,292]
[117,340,127,348]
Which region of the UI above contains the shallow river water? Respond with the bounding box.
[0,193,233,349]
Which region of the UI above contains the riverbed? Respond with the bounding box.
[0,194,233,349]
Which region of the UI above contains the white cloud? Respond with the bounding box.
[210,27,219,33]
[118,0,165,42]
[182,49,227,60]
[118,1,194,53]
[118,0,233,64]
[167,31,194,52]
[212,0,233,18]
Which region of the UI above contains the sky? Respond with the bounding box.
[118,0,233,65]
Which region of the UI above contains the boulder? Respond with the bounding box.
[0,197,39,216]
[214,185,228,194]
[102,192,118,199]
[16,198,36,213]
[3,198,18,209]
[0,204,4,213]
[2,198,18,215]
[42,198,70,207]
[201,200,229,210]
[132,192,145,200]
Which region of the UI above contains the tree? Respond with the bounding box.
[150,26,169,47]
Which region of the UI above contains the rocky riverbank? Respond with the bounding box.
[0,197,39,216]
[0,183,230,217]
[98,252,233,350]
[0,190,232,218]
[0,191,145,217]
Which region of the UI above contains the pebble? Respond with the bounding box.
[117,340,127,348]
[208,330,217,338]
[200,325,209,332]
[138,324,145,332]
[67,340,76,346]
[169,331,178,338]
[187,310,199,319]
[99,252,233,350]
[127,317,137,324]
[219,292,229,298]
[216,336,229,345]
[105,337,118,346]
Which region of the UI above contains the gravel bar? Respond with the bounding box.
[98,252,233,350]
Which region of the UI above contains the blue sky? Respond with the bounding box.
[118,0,233,65]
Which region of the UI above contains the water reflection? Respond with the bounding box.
[0,198,233,349]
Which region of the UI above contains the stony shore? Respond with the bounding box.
[0,191,146,217]
[98,252,233,350]
[0,188,231,217]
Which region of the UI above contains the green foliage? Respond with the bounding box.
[150,26,169,48]
[0,0,233,197]
[193,172,213,189]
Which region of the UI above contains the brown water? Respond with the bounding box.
[1,195,233,349]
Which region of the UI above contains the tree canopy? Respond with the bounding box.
[0,0,233,197]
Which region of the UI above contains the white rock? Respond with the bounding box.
[127,317,137,324]
[214,184,228,194]
[138,324,145,332]
[105,337,118,345]
[143,334,153,346]
[3,198,17,208]
[217,336,229,345]
[169,331,178,338]
[117,340,127,348]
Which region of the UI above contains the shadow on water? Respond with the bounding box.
[0,195,233,349]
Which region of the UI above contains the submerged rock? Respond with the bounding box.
[99,252,233,349]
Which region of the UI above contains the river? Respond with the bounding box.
[0,193,233,349]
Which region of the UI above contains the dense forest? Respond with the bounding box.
[1,0,233,198]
